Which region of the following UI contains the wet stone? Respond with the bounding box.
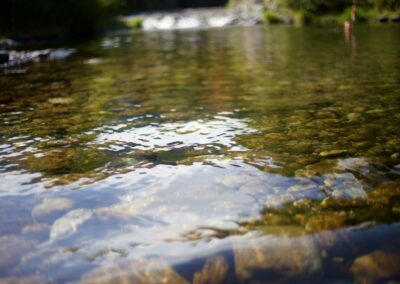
[392,15,400,22]
[350,251,400,282]
[323,173,367,200]
[368,181,400,205]
[336,157,369,172]
[265,193,296,208]
[378,15,389,22]
[305,214,346,232]
[391,153,399,159]
[287,183,320,193]
[346,112,361,122]
[1,48,75,68]
[48,97,75,105]
[84,58,103,65]
[294,159,337,178]
[320,197,368,210]
[193,256,229,284]
[368,145,386,156]
[316,110,339,119]
[233,235,323,281]
[265,132,286,140]
[319,150,348,158]
[82,258,189,284]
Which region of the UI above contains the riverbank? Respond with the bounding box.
[1,2,399,69]
[123,5,263,30]
[2,2,399,40]
[121,5,400,31]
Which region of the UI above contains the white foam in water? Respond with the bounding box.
[143,16,176,30]
[175,17,202,29]
[208,16,233,27]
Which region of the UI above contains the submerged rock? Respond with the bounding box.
[48,97,75,105]
[392,15,400,22]
[84,58,103,65]
[82,258,189,284]
[323,173,367,200]
[336,158,369,172]
[346,112,361,122]
[377,15,389,22]
[265,193,296,208]
[50,209,93,241]
[320,197,367,210]
[305,213,346,232]
[295,159,337,178]
[319,149,347,158]
[193,256,229,284]
[233,235,323,281]
[368,181,400,205]
[351,251,400,282]
[0,48,75,68]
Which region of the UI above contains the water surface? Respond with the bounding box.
[1,25,400,283]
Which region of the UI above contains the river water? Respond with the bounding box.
[1,25,400,283]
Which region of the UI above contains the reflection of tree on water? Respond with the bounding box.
[344,4,357,60]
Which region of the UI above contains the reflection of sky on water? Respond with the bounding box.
[0,97,394,281]
[0,111,332,277]
[94,115,257,152]
[1,25,400,282]
[18,160,326,277]
[0,114,257,195]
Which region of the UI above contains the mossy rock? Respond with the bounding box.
[263,11,284,24]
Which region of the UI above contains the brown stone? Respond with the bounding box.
[319,150,347,158]
[350,251,400,282]
[233,235,323,281]
[368,181,400,205]
[82,259,189,284]
[193,256,229,284]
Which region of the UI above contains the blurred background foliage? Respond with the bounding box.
[0,0,399,36]
[0,0,125,36]
[284,0,399,14]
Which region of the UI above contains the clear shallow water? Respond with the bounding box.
[1,25,400,283]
